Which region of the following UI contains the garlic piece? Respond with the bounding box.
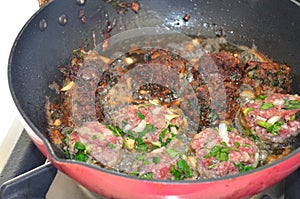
[218,122,229,144]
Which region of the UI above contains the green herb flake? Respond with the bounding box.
[131,171,140,176]
[137,111,146,120]
[205,143,230,162]
[75,153,88,162]
[207,164,216,170]
[284,100,300,110]
[143,159,150,165]
[139,124,156,137]
[267,121,283,136]
[159,128,175,147]
[227,126,233,132]
[152,156,161,164]
[135,137,147,151]
[251,72,259,80]
[165,148,180,158]
[290,115,296,121]
[137,154,146,160]
[257,120,282,136]
[92,135,97,140]
[122,120,128,125]
[234,141,240,148]
[260,102,274,110]
[255,95,267,102]
[244,129,259,141]
[170,157,192,180]
[295,112,300,121]
[242,107,254,116]
[236,162,254,173]
[107,142,117,149]
[243,143,250,147]
[74,142,85,151]
[140,172,153,179]
[257,121,271,129]
[65,148,71,159]
[160,128,167,139]
[108,125,121,136]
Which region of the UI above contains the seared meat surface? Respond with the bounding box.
[242,61,291,96]
[191,51,243,128]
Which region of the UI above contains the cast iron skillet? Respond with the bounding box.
[8,0,300,198]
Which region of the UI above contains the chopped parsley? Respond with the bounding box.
[207,164,216,170]
[260,102,274,110]
[284,100,300,110]
[108,124,123,136]
[139,124,156,137]
[255,95,266,102]
[242,107,253,116]
[243,143,250,147]
[236,162,254,173]
[107,123,158,151]
[65,148,70,158]
[227,126,233,132]
[204,142,230,162]
[159,124,177,147]
[170,157,192,180]
[135,137,147,151]
[234,141,240,148]
[73,142,89,162]
[74,142,85,150]
[257,120,283,136]
[159,129,174,147]
[92,135,97,140]
[137,110,146,120]
[135,154,150,165]
[152,156,161,164]
[165,148,180,158]
[107,142,117,149]
[244,129,259,141]
[295,112,300,121]
[140,172,153,179]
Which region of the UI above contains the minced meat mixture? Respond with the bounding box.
[190,123,259,179]
[239,93,300,144]
[46,36,298,180]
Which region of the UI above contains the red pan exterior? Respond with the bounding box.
[22,118,300,199]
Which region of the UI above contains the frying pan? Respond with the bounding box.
[8,0,300,198]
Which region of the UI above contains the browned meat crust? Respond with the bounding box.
[191,51,243,128]
[242,61,291,96]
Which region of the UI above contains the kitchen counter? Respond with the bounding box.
[0,0,39,171]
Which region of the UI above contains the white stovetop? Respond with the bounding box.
[0,0,39,170]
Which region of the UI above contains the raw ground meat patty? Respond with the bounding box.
[111,103,188,149]
[190,123,259,179]
[239,93,300,143]
[130,147,179,180]
[66,121,123,167]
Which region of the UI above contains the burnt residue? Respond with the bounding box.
[103,0,140,15]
